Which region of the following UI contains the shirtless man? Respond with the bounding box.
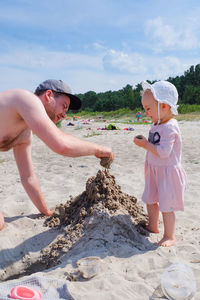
[0,79,114,230]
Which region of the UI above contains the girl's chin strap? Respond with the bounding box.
[157,101,160,125]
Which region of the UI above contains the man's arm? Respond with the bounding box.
[13,132,54,216]
[16,90,113,160]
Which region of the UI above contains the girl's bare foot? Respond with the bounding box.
[158,236,176,247]
[160,212,176,247]
[146,224,160,234]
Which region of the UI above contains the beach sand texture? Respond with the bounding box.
[0,120,199,299]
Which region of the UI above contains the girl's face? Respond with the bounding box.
[142,90,159,124]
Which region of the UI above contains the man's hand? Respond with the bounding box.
[95,145,114,162]
[95,146,114,168]
[42,208,55,217]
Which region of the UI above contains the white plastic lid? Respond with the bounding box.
[161,262,196,300]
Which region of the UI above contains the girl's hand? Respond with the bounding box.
[133,135,148,148]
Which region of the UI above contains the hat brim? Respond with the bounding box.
[142,81,178,115]
[66,94,82,110]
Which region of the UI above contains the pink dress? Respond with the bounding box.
[142,118,186,212]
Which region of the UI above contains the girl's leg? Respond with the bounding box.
[158,211,176,247]
[0,211,5,230]
[146,203,160,233]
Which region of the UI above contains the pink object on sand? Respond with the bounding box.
[9,285,42,300]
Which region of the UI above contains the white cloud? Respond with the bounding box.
[0,42,199,94]
[145,17,200,51]
[148,56,189,80]
[93,42,106,51]
[103,49,146,74]
[0,45,103,71]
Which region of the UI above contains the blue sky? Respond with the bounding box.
[0,0,200,94]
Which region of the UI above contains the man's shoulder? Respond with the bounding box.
[0,89,38,105]
[1,88,31,96]
[13,89,38,101]
[11,89,43,111]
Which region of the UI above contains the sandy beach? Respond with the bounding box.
[0,119,199,299]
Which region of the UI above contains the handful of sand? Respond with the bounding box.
[135,135,143,139]
[100,157,112,169]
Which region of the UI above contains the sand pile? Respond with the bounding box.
[0,169,148,281]
[45,169,145,228]
[41,169,147,269]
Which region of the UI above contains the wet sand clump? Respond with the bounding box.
[100,157,112,169]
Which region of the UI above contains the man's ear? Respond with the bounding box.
[44,90,53,103]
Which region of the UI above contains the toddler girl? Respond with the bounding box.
[134,80,186,247]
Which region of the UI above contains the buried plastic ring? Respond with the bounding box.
[9,285,42,300]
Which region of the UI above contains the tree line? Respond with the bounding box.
[75,63,200,112]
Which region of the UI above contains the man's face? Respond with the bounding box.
[45,93,70,123]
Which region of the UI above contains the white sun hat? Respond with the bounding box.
[142,80,179,115]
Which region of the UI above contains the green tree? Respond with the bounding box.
[82,91,98,111]
[183,85,200,105]
[75,63,200,112]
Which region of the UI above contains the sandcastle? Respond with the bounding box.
[41,169,147,269]
[1,167,148,281]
